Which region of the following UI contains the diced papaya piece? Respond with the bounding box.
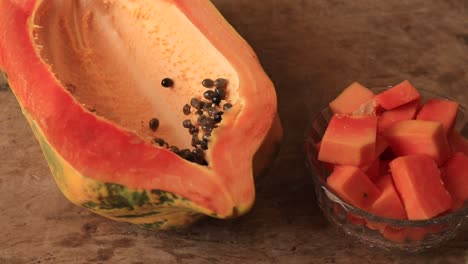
[319,115,378,166]
[376,135,390,156]
[442,153,468,208]
[448,130,468,156]
[313,141,337,173]
[371,175,407,219]
[374,80,421,110]
[382,226,407,243]
[353,100,381,116]
[450,199,465,212]
[416,99,459,135]
[329,82,375,114]
[377,100,420,134]
[362,136,389,182]
[367,175,407,231]
[362,159,381,182]
[384,120,451,165]
[390,155,452,220]
[382,226,432,243]
[327,166,381,210]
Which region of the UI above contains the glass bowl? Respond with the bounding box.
[304,87,468,252]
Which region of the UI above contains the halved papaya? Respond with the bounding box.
[0,0,282,229]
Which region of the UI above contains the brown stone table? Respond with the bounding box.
[1,0,467,263]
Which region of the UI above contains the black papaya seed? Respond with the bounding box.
[183,119,192,128]
[202,79,215,88]
[149,118,160,131]
[202,134,210,141]
[190,98,200,108]
[208,107,218,116]
[189,126,199,135]
[215,87,226,100]
[169,146,180,153]
[214,78,228,88]
[214,114,222,123]
[161,78,174,88]
[212,96,221,105]
[223,103,233,111]
[203,90,216,100]
[153,138,165,147]
[183,104,191,115]
[200,140,209,150]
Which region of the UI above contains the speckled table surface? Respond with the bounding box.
[1,0,468,263]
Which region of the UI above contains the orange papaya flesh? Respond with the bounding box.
[366,174,407,231]
[327,166,381,210]
[375,135,390,157]
[371,174,407,219]
[390,155,452,220]
[361,135,389,183]
[377,99,420,134]
[362,159,381,183]
[0,0,282,228]
[382,226,430,243]
[374,80,421,110]
[382,226,407,243]
[312,141,336,173]
[448,130,468,156]
[319,115,378,166]
[442,153,468,208]
[416,99,459,135]
[329,82,375,114]
[384,120,451,165]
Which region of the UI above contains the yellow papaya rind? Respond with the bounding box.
[25,111,214,230]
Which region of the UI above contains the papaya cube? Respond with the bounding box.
[370,175,407,220]
[361,136,388,182]
[327,166,381,210]
[375,80,420,110]
[377,100,420,134]
[442,153,468,207]
[417,99,459,135]
[319,115,377,166]
[390,155,452,220]
[384,120,451,165]
[375,135,389,157]
[367,175,407,231]
[329,82,375,114]
[381,226,430,243]
[382,226,407,243]
[362,159,381,182]
[448,130,468,156]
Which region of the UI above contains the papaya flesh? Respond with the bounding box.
[0,0,282,229]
